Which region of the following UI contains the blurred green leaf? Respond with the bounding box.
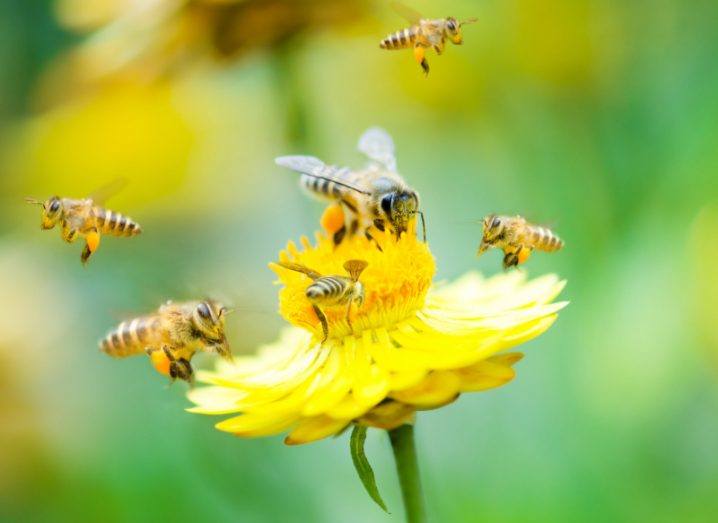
[350,425,389,513]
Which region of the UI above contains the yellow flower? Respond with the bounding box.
[188,224,567,445]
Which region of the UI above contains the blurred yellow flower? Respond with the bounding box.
[188,227,567,445]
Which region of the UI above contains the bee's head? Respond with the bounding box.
[446,17,462,43]
[191,300,232,359]
[479,214,504,253]
[380,191,420,236]
[446,16,477,45]
[27,196,62,229]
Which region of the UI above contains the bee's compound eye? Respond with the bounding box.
[447,20,457,31]
[49,200,60,213]
[197,302,212,320]
[381,194,393,214]
[491,217,501,228]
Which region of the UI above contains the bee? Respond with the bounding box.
[478,214,564,269]
[25,185,141,264]
[100,300,232,383]
[379,2,477,75]
[277,260,368,343]
[275,127,425,248]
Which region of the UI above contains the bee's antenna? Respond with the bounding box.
[460,17,478,27]
[25,197,43,205]
[413,210,427,242]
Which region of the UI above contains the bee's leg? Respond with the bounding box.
[345,300,354,334]
[365,229,383,252]
[414,44,429,76]
[502,251,520,270]
[373,219,386,232]
[433,40,445,55]
[162,346,192,384]
[332,226,347,246]
[61,222,80,243]
[312,304,329,343]
[81,228,101,265]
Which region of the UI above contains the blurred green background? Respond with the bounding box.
[1,0,717,521]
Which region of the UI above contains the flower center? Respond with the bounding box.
[271,226,435,341]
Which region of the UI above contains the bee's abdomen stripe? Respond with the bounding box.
[380,27,415,49]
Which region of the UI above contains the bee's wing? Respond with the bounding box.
[391,1,423,24]
[357,127,397,172]
[87,177,128,205]
[343,259,368,281]
[275,261,323,280]
[275,155,370,195]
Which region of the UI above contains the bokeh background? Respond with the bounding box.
[1,0,717,521]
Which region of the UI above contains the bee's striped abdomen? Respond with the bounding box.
[528,226,564,252]
[380,26,418,50]
[100,316,159,358]
[299,174,346,201]
[306,276,349,304]
[94,207,142,237]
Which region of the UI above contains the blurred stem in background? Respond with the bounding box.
[389,424,427,523]
[270,37,311,150]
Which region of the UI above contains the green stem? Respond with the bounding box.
[388,424,427,523]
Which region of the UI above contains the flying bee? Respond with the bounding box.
[379,2,477,75]
[277,260,368,343]
[275,127,425,248]
[478,214,564,269]
[26,183,141,264]
[100,300,232,384]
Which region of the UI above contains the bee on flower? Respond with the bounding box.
[276,259,368,342]
[275,127,425,248]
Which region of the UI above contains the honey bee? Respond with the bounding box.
[379,3,477,75]
[478,215,564,269]
[275,127,425,248]
[26,186,141,265]
[100,300,232,383]
[277,260,368,343]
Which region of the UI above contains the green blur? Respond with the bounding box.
[1,0,717,522]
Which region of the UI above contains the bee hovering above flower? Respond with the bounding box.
[100,300,232,384]
[25,180,141,265]
[276,260,368,343]
[379,2,477,76]
[478,214,564,269]
[275,127,425,249]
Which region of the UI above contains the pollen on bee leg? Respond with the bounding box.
[148,349,171,376]
[86,230,101,252]
[518,247,532,265]
[413,45,425,64]
[320,204,345,235]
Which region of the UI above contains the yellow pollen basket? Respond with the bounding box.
[270,220,435,342]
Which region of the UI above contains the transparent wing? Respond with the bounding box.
[88,177,128,205]
[275,155,370,194]
[357,127,397,172]
[392,2,423,24]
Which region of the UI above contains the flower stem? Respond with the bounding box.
[388,424,426,523]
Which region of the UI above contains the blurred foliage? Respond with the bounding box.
[1,0,718,522]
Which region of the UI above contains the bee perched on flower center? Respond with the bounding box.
[275,127,425,249]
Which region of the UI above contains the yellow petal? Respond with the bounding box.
[215,411,299,437]
[284,416,350,445]
[390,371,461,408]
[359,401,416,430]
